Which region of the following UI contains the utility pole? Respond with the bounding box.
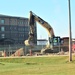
[68,0,72,62]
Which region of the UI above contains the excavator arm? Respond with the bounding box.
[29,11,55,37]
[25,11,55,49]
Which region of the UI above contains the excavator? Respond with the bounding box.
[24,11,60,53]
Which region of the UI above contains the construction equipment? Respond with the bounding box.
[24,11,60,53]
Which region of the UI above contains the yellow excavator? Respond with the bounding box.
[24,11,60,53]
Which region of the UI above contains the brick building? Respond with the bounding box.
[0,14,37,45]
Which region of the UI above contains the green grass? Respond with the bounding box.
[0,56,75,75]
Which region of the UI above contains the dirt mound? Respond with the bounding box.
[11,48,24,56]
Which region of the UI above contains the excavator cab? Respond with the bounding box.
[53,37,60,46]
[47,37,60,49]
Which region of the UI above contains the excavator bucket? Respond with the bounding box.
[24,40,29,46]
[24,40,34,48]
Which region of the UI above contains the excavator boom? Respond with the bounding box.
[29,11,55,37]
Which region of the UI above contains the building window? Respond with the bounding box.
[1,34,5,38]
[25,21,28,25]
[14,27,17,30]
[1,26,5,31]
[19,21,24,25]
[1,19,5,24]
[21,21,23,24]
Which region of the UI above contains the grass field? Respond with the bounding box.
[0,56,75,75]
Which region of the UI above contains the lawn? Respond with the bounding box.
[0,56,75,75]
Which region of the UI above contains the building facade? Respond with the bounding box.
[0,14,37,45]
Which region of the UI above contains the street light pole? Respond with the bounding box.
[68,0,72,62]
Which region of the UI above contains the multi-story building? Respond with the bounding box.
[0,14,37,45]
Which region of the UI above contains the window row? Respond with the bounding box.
[18,20,28,25]
[0,19,28,25]
[0,33,27,38]
[0,26,29,32]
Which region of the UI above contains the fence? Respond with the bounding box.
[0,44,68,56]
[0,44,46,56]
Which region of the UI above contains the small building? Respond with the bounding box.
[60,37,69,52]
[37,39,48,45]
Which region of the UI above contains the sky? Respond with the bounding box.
[0,0,75,39]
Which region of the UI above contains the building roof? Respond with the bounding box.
[0,14,28,19]
[62,37,69,39]
[37,39,48,41]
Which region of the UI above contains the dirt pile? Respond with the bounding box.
[11,48,24,56]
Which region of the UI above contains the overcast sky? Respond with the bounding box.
[0,0,75,39]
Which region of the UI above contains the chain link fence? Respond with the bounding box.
[0,44,46,56]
